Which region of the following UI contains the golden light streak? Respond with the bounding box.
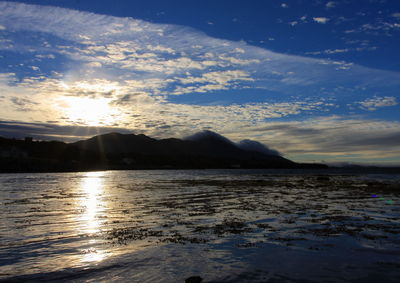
[78,171,108,263]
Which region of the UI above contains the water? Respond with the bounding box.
[0,169,399,282]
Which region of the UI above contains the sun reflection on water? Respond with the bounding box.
[78,171,109,263]
[80,171,104,234]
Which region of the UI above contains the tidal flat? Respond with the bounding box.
[0,170,399,282]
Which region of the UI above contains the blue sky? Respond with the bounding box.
[0,0,399,165]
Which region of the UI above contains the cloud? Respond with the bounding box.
[1,0,398,101]
[313,17,330,24]
[0,24,5,30]
[226,116,400,162]
[281,3,288,8]
[345,19,400,36]
[305,46,377,55]
[174,70,253,94]
[0,120,133,141]
[0,70,336,133]
[361,23,400,32]
[325,2,336,9]
[307,48,349,55]
[85,62,102,68]
[10,97,38,107]
[35,54,56,59]
[237,139,281,156]
[358,96,398,111]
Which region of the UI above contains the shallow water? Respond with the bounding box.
[0,169,399,282]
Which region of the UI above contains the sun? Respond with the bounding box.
[60,96,118,126]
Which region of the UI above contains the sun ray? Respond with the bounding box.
[58,96,119,126]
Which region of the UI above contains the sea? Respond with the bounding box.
[0,169,399,282]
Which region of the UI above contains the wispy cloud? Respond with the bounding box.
[306,48,350,55]
[1,1,398,100]
[313,17,330,24]
[358,96,397,111]
[344,17,400,36]
[305,46,377,55]
[227,116,400,162]
[325,2,336,9]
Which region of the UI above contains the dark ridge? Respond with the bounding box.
[0,131,327,173]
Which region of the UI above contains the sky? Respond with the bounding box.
[0,0,399,165]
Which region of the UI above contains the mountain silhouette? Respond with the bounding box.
[71,131,292,165]
[0,131,326,172]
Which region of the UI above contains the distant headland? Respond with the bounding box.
[1,130,328,173]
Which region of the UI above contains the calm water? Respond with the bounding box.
[0,169,399,282]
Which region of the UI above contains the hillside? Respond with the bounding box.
[0,131,326,172]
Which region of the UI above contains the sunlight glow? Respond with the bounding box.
[59,96,119,126]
